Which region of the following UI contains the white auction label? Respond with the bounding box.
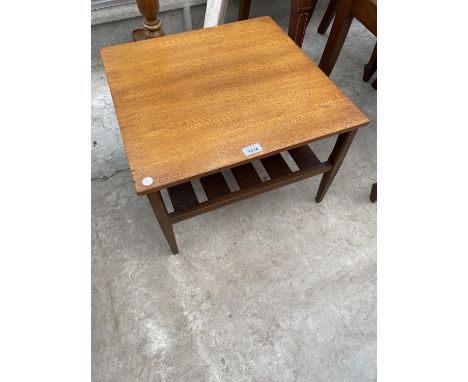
[242,143,263,156]
[142,177,154,186]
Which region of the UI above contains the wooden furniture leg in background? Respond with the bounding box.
[316,129,357,202]
[133,0,165,41]
[147,191,179,254]
[288,0,319,47]
[363,43,377,81]
[317,0,338,34]
[238,0,318,48]
[318,0,354,75]
[319,0,376,76]
[238,0,251,20]
[204,0,229,27]
[370,182,377,202]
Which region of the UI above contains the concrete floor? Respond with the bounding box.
[92,0,377,381]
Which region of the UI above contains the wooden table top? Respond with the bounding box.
[101,16,369,194]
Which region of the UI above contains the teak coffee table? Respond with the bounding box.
[101,17,369,254]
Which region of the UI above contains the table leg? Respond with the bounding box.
[363,43,377,82]
[370,182,377,202]
[288,0,319,47]
[238,0,251,20]
[317,0,338,34]
[318,0,354,76]
[147,191,179,254]
[315,129,357,202]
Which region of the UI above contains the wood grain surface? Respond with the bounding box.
[101,16,369,194]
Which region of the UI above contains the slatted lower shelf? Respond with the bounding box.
[165,145,331,223]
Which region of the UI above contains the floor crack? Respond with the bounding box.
[91,168,129,182]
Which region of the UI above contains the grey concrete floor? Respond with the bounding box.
[92,0,377,381]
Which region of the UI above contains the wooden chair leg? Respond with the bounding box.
[238,0,251,20]
[133,0,165,41]
[363,43,377,82]
[316,129,357,202]
[370,182,377,202]
[317,0,338,34]
[288,0,319,48]
[318,0,354,76]
[147,191,179,254]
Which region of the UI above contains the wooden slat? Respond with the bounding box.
[167,182,198,212]
[288,145,321,169]
[231,163,262,189]
[170,162,332,223]
[260,154,291,179]
[200,172,230,200]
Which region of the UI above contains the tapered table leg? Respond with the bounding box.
[147,191,179,254]
[316,129,357,202]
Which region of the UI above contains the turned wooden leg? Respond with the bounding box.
[318,0,354,76]
[370,182,377,202]
[238,0,252,20]
[147,191,179,254]
[133,0,165,42]
[363,43,377,82]
[288,0,319,48]
[317,0,338,34]
[316,129,357,202]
